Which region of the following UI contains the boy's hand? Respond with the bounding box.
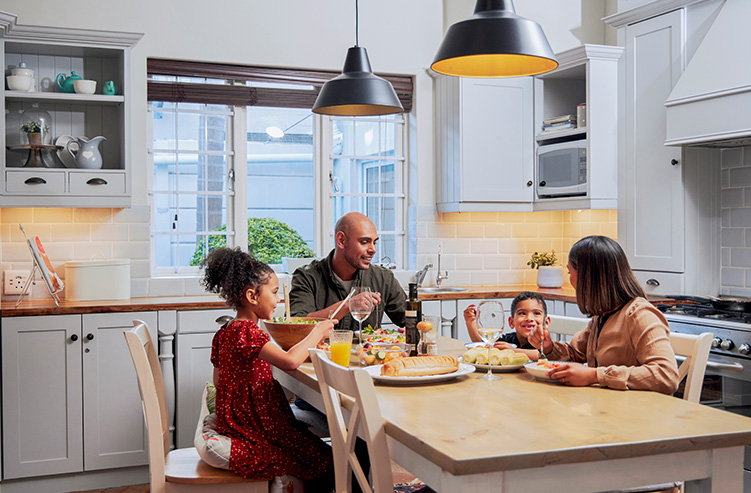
[493,341,515,350]
[463,304,477,323]
[527,326,552,353]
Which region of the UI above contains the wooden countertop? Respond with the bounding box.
[1,284,672,317]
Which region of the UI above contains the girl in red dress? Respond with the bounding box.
[201,247,336,487]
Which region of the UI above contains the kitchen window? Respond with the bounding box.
[147,60,413,275]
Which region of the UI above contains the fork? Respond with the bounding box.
[538,328,548,363]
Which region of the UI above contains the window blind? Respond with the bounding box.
[147,59,413,112]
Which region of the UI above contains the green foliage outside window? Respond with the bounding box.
[190,217,314,266]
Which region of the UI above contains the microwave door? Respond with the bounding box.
[537,146,587,197]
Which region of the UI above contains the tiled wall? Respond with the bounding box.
[720,146,751,297]
[0,206,207,300]
[415,207,618,287]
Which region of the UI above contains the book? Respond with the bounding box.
[543,114,577,125]
[542,122,576,131]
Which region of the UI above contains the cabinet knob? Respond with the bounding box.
[70,334,79,342]
[86,333,95,341]
[539,181,546,187]
[646,278,660,286]
[671,159,679,166]
[86,178,108,186]
[526,180,533,187]
[24,177,47,185]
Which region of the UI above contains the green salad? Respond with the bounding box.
[269,317,316,324]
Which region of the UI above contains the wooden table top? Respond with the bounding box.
[286,337,751,476]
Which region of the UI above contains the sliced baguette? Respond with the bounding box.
[380,355,459,377]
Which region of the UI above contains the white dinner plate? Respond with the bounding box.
[524,361,566,382]
[55,134,78,168]
[459,357,524,373]
[464,341,517,350]
[364,362,475,385]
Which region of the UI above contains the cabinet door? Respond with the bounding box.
[2,315,83,479]
[81,312,157,470]
[461,78,534,203]
[175,309,232,448]
[622,11,685,272]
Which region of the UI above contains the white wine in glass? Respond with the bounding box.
[476,300,505,381]
[348,286,373,349]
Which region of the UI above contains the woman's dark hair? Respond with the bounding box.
[200,247,274,311]
[568,235,645,317]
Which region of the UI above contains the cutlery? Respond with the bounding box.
[328,288,355,320]
[539,327,548,363]
[283,283,291,321]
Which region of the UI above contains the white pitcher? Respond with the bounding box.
[66,136,106,169]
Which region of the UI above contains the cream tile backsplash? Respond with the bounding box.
[0,205,618,300]
[720,146,751,297]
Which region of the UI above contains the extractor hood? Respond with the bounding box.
[665,0,751,148]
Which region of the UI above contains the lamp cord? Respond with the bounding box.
[355,0,359,47]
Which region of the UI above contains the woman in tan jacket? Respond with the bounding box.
[529,235,679,394]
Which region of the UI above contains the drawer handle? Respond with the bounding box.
[86,178,108,186]
[646,278,660,286]
[24,177,47,185]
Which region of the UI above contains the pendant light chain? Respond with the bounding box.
[355,0,359,47]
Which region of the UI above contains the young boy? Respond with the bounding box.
[464,291,550,361]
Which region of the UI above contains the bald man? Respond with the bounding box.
[289,212,406,332]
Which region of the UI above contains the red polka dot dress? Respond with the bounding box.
[211,319,333,480]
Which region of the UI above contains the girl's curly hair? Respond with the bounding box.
[200,247,274,311]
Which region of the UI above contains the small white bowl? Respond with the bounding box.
[7,75,32,91]
[73,79,97,95]
[524,361,566,381]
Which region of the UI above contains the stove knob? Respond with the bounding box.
[739,343,751,355]
[720,339,735,351]
[712,337,722,349]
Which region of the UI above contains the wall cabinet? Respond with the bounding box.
[1,312,156,479]
[613,7,720,296]
[435,76,534,212]
[532,44,622,211]
[0,14,141,207]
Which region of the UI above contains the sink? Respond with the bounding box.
[418,287,469,293]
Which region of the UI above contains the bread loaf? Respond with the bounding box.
[380,355,459,377]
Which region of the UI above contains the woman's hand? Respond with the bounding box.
[547,363,598,387]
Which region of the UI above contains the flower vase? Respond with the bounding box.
[536,266,564,288]
[26,132,44,146]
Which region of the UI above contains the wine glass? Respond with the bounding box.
[476,300,505,381]
[348,286,373,349]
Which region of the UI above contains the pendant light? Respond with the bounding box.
[431,0,558,78]
[312,0,403,116]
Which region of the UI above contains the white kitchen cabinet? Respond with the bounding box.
[1,312,156,479]
[434,76,534,212]
[532,44,622,211]
[174,308,233,449]
[613,7,720,295]
[0,14,141,207]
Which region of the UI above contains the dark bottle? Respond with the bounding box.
[404,282,422,356]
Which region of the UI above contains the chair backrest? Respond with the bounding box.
[669,332,713,402]
[309,349,393,493]
[125,319,171,493]
[548,315,590,341]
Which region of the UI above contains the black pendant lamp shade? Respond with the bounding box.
[313,46,403,116]
[431,0,558,78]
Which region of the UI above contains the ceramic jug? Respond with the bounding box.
[57,71,82,93]
[66,136,106,169]
[103,80,117,96]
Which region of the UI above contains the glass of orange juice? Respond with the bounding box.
[329,330,353,367]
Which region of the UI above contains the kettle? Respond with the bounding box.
[66,136,106,169]
[57,71,82,93]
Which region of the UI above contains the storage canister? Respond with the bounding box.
[64,259,131,301]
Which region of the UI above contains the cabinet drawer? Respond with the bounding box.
[633,271,684,296]
[6,170,66,194]
[69,172,126,195]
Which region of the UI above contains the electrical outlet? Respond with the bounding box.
[4,270,30,295]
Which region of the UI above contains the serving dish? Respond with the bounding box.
[363,362,475,385]
[262,317,326,350]
[524,361,565,382]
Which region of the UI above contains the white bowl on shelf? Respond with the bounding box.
[7,75,32,91]
[73,79,97,95]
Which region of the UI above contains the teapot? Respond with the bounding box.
[57,71,82,93]
[66,136,106,169]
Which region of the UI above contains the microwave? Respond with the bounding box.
[536,140,587,198]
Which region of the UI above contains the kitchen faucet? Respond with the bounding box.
[436,244,448,288]
[415,263,432,287]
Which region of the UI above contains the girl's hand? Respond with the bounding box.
[547,363,598,387]
[527,326,553,354]
[463,304,477,324]
[314,319,337,341]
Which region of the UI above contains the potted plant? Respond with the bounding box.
[21,121,49,146]
[527,250,564,288]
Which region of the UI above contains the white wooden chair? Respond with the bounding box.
[125,320,270,493]
[548,314,590,341]
[309,348,402,493]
